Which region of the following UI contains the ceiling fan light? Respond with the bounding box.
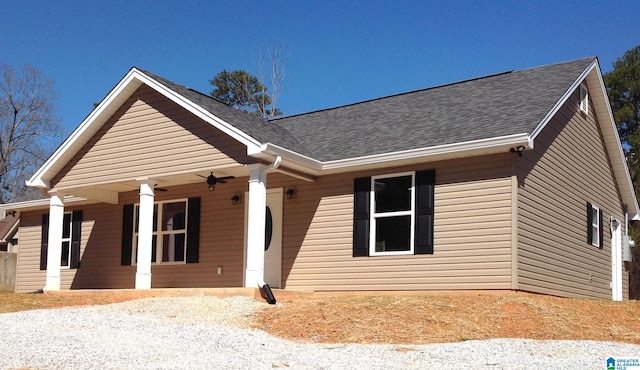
[207,172,216,191]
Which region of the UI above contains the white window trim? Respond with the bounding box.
[591,204,600,248]
[132,198,189,265]
[579,83,589,114]
[60,211,72,270]
[369,171,416,256]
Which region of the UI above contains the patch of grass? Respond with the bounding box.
[0,291,136,314]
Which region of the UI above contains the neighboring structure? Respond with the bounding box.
[0,211,19,291]
[1,57,636,300]
[0,211,19,253]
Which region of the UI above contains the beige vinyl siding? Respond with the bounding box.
[15,181,252,292]
[52,85,253,189]
[280,155,514,291]
[15,213,46,292]
[517,89,626,299]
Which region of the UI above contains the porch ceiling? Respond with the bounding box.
[57,166,248,202]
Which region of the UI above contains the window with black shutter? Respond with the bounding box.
[353,170,435,256]
[39,210,82,270]
[122,197,200,265]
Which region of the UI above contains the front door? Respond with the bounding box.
[245,188,283,288]
[263,189,283,287]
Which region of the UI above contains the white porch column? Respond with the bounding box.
[135,179,155,289]
[245,164,267,287]
[44,191,64,291]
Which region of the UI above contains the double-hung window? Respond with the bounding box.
[371,173,415,255]
[39,210,83,270]
[587,202,603,248]
[121,197,200,266]
[133,200,187,264]
[353,169,435,257]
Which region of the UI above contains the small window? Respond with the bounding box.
[370,173,415,255]
[579,84,589,114]
[587,202,603,248]
[591,205,600,247]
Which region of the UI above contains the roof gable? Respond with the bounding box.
[27,68,306,189]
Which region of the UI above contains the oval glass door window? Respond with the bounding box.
[265,206,273,251]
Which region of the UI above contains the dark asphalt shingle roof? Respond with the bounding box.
[139,58,595,163]
[271,57,596,162]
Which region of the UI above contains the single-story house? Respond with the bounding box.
[2,57,637,300]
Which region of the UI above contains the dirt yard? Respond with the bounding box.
[2,291,640,345]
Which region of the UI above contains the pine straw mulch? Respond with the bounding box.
[251,292,640,345]
[2,291,640,345]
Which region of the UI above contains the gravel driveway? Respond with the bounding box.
[0,296,638,369]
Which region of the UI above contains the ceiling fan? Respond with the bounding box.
[196,172,235,191]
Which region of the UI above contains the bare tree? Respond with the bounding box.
[256,41,289,119]
[0,64,62,203]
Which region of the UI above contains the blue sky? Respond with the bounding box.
[2,1,640,135]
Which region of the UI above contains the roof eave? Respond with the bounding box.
[257,133,532,176]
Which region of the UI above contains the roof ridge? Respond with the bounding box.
[134,67,231,107]
[270,57,597,122]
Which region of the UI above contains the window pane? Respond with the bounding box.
[61,241,70,266]
[151,235,157,263]
[162,202,186,231]
[592,210,599,226]
[62,213,72,238]
[375,216,411,252]
[163,233,185,262]
[374,175,412,213]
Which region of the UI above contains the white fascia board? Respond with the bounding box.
[587,62,640,219]
[321,133,532,172]
[529,59,597,142]
[256,143,322,173]
[0,196,88,212]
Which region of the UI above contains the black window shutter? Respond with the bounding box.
[186,197,201,263]
[598,209,604,249]
[415,170,436,255]
[121,204,134,266]
[586,202,593,245]
[40,214,49,270]
[353,177,371,257]
[70,210,82,269]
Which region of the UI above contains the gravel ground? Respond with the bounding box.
[0,296,638,369]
